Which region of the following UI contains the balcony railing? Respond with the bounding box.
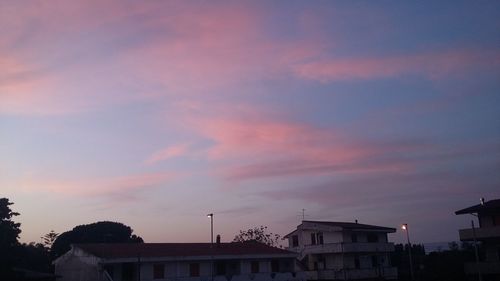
[458,226,500,241]
[314,267,397,280]
[288,242,394,255]
[173,272,310,281]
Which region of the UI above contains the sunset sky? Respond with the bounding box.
[1,1,499,245]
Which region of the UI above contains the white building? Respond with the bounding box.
[284,221,397,280]
[54,242,298,281]
[455,198,500,279]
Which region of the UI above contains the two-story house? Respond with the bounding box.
[455,198,500,280]
[284,220,397,280]
[54,241,298,281]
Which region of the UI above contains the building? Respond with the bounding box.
[284,220,397,280]
[54,241,298,281]
[455,198,500,280]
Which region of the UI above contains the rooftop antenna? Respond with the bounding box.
[297,208,309,222]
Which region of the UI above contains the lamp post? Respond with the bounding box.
[207,213,214,281]
[207,213,214,245]
[401,224,414,281]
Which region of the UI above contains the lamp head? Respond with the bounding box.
[401,224,407,230]
[207,213,213,218]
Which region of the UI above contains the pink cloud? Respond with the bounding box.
[17,172,174,200]
[184,113,420,181]
[2,1,498,117]
[293,49,500,82]
[144,143,190,165]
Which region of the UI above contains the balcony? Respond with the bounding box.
[464,262,500,274]
[458,226,500,241]
[315,267,398,280]
[290,242,394,255]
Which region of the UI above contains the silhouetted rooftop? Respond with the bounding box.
[284,220,396,237]
[75,242,295,259]
[455,199,500,215]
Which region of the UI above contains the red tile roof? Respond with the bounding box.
[75,242,295,259]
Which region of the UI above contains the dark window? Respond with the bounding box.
[317,232,324,245]
[251,261,260,273]
[354,257,360,269]
[311,233,316,245]
[153,264,164,279]
[189,263,200,277]
[494,214,500,226]
[371,256,378,268]
[216,262,226,275]
[351,234,357,243]
[292,235,299,247]
[367,233,378,243]
[271,260,280,272]
[122,263,135,281]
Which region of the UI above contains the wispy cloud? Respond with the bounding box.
[144,143,190,165]
[293,49,500,82]
[17,172,174,201]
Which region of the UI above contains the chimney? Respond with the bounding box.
[355,219,358,224]
[216,234,221,245]
[480,198,485,205]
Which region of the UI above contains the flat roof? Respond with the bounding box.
[284,220,396,237]
[455,199,500,215]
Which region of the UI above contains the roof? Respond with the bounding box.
[284,220,396,237]
[75,242,295,259]
[455,199,500,215]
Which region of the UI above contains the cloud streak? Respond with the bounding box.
[17,172,174,201]
[145,143,190,165]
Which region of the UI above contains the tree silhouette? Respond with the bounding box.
[0,198,21,278]
[41,230,59,249]
[233,226,281,247]
[51,221,143,258]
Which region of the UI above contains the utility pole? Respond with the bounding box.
[471,220,483,281]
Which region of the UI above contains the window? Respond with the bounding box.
[351,234,358,243]
[367,233,379,243]
[122,263,135,281]
[371,256,378,268]
[216,262,226,275]
[292,235,299,247]
[317,232,324,245]
[311,233,316,245]
[271,260,280,272]
[354,257,360,269]
[251,261,260,273]
[189,263,200,277]
[153,264,164,279]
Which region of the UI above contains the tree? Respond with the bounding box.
[41,230,59,249]
[40,230,59,249]
[0,198,21,278]
[233,226,281,247]
[51,221,143,258]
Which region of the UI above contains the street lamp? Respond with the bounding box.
[207,213,214,281]
[401,224,414,281]
[207,213,214,244]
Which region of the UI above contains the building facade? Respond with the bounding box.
[455,198,500,281]
[54,242,298,281]
[284,221,397,280]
